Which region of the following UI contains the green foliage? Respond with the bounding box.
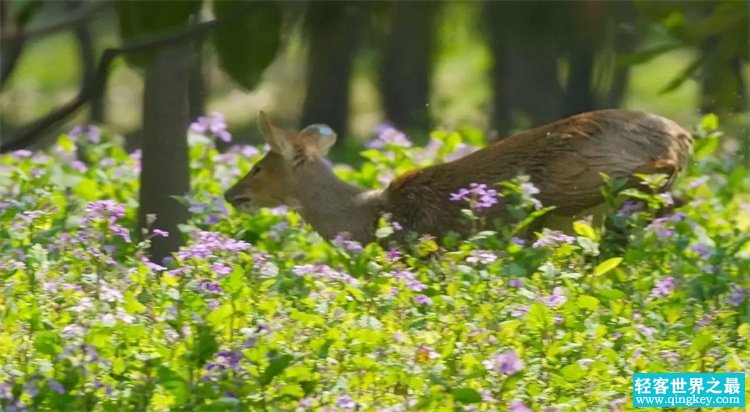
[116,1,202,68]
[0,115,749,410]
[212,1,282,91]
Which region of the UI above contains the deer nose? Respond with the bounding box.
[224,189,235,203]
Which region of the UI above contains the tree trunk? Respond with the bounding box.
[562,1,608,117]
[380,1,437,138]
[66,0,104,123]
[301,2,362,138]
[138,42,191,262]
[484,1,565,136]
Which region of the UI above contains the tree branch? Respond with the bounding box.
[1,0,112,44]
[0,14,227,153]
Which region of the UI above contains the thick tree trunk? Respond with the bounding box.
[562,1,608,117]
[301,2,362,138]
[138,42,191,262]
[380,1,437,138]
[484,1,565,136]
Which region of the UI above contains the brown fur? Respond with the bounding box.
[383,110,692,238]
[226,110,692,244]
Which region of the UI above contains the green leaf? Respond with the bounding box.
[157,366,189,404]
[616,44,680,66]
[594,258,623,276]
[691,333,713,353]
[577,295,600,311]
[597,288,627,301]
[526,303,552,331]
[560,364,586,381]
[116,1,200,68]
[189,324,218,367]
[124,291,146,314]
[34,331,61,356]
[573,221,597,240]
[659,56,704,94]
[259,353,293,386]
[451,388,482,404]
[701,113,719,131]
[212,1,282,90]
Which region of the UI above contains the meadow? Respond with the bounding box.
[0,115,748,411]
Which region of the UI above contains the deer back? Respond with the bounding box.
[383,109,692,237]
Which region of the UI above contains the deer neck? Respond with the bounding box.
[292,161,383,243]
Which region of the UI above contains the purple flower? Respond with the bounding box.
[466,250,497,265]
[206,350,243,374]
[542,287,567,307]
[408,280,426,292]
[84,200,125,224]
[511,305,529,318]
[695,312,714,330]
[152,229,169,238]
[369,123,411,148]
[609,397,627,411]
[110,224,131,243]
[445,143,477,162]
[650,276,676,298]
[728,284,746,307]
[532,230,575,248]
[449,188,471,202]
[509,400,532,412]
[635,323,656,336]
[197,280,222,295]
[336,395,357,410]
[483,350,523,375]
[511,237,526,246]
[688,243,711,259]
[450,183,499,211]
[48,380,65,394]
[211,262,232,276]
[387,248,402,261]
[292,264,359,286]
[509,278,522,288]
[12,149,33,158]
[0,382,13,400]
[69,125,101,143]
[659,350,680,363]
[71,160,88,173]
[333,233,364,253]
[190,112,232,142]
[177,231,250,260]
[299,397,314,408]
[414,294,432,305]
[616,200,644,217]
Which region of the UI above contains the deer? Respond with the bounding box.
[224,110,692,244]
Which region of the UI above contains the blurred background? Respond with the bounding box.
[1,0,748,258]
[1,0,748,157]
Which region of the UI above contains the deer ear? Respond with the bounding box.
[298,124,337,157]
[258,111,294,158]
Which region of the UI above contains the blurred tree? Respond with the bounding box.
[380,1,438,137]
[138,42,191,260]
[119,0,282,260]
[65,0,104,123]
[632,1,748,115]
[0,0,43,89]
[301,1,365,138]
[483,1,639,136]
[484,1,566,135]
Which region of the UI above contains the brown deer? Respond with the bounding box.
[225,110,692,244]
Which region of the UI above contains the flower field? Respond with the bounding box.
[0,115,748,411]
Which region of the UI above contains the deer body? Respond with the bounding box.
[226,110,692,244]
